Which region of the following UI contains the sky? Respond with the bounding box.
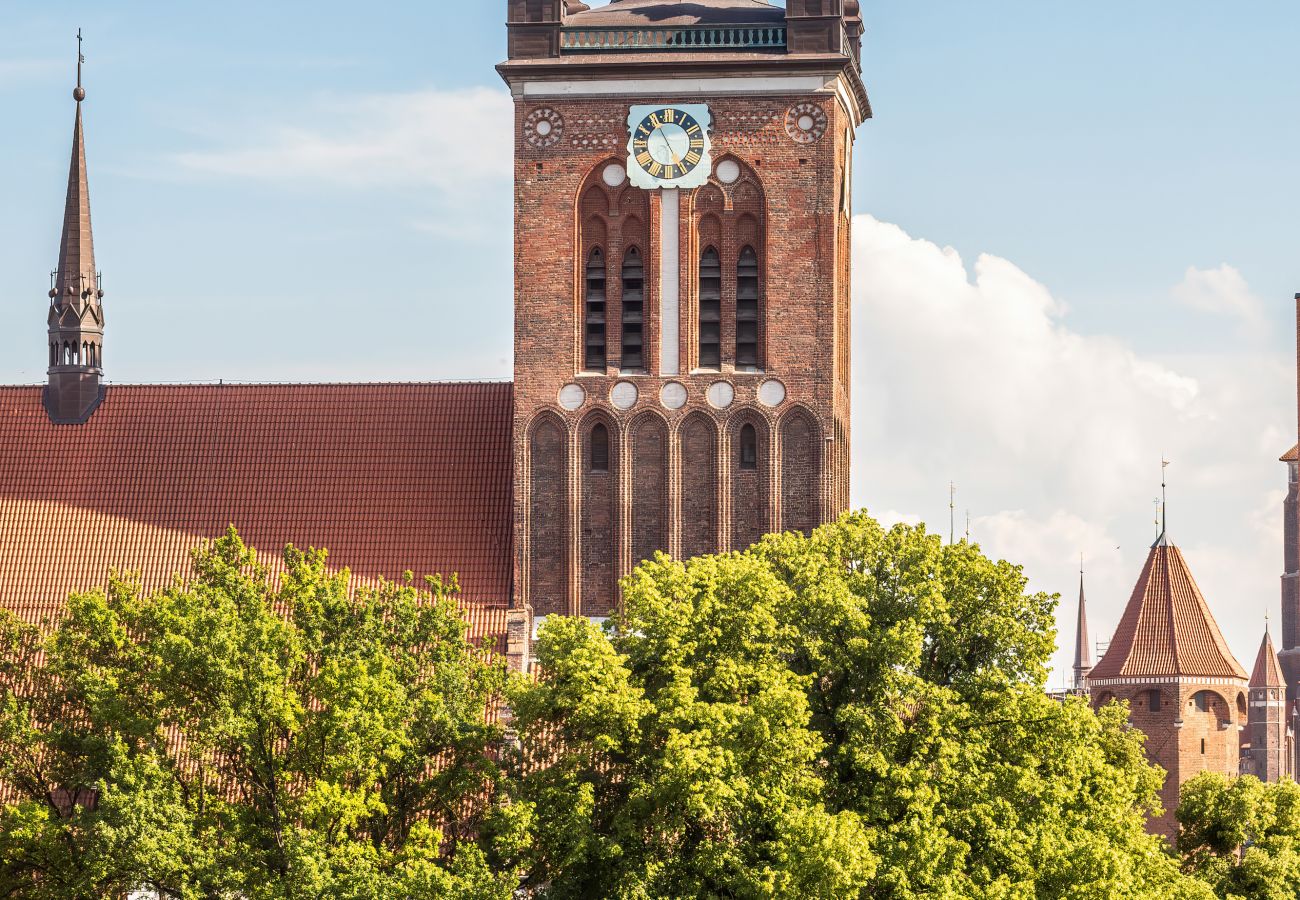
[1,1,1298,686]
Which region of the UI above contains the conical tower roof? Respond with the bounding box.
[55,67,95,298]
[1090,541,1247,682]
[1250,628,1286,688]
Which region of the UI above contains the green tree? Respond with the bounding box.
[1178,772,1300,899]
[0,528,515,899]
[499,512,1209,899]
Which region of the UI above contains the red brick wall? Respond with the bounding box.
[781,407,821,535]
[1096,681,1248,838]
[511,90,856,616]
[580,416,619,616]
[630,413,669,568]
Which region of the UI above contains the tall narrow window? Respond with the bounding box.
[590,423,610,473]
[739,423,758,471]
[585,249,607,371]
[621,247,645,370]
[736,246,760,369]
[699,247,721,368]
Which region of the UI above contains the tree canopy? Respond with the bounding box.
[0,528,515,899]
[498,512,1210,899]
[3,513,1273,898]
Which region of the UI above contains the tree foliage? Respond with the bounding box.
[0,528,514,899]
[1178,772,1300,899]
[499,512,1208,899]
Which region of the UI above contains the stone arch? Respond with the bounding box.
[579,410,620,617]
[679,412,718,560]
[629,411,670,568]
[729,408,771,551]
[528,412,569,616]
[1237,692,1248,725]
[1187,688,1232,723]
[780,406,822,536]
[1095,691,1116,708]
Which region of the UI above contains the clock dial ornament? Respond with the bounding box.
[626,104,712,190]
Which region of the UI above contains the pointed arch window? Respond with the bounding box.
[585,248,607,371]
[739,423,758,471]
[590,423,610,473]
[699,247,721,369]
[621,247,645,371]
[736,246,760,369]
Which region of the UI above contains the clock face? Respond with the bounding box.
[627,104,712,190]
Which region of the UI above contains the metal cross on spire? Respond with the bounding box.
[74,29,86,102]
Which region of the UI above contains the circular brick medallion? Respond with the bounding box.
[610,381,639,410]
[660,382,688,410]
[785,102,828,145]
[757,379,787,408]
[706,381,735,410]
[524,108,565,149]
[558,383,586,411]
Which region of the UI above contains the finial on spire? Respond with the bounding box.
[1152,457,1171,547]
[74,29,85,102]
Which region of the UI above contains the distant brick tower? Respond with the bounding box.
[1278,296,1300,726]
[45,35,105,425]
[499,0,870,619]
[1090,534,1249,837]
[1244,627,1292,782]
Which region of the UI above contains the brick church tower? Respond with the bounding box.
[498,0,870,618]
[1089,534,1248,837]
[1278,297,1300,730]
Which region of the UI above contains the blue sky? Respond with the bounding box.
[2,1,1298,683]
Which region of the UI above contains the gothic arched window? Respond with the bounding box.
[739,423,758,471]
[590,423,610,473]
[585,248,607,371]
[736,246,760,369]
[699,247,721,369]
[621,247,645,371]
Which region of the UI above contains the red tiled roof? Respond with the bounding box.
[0,383,513,649]
[1282,444,1298,463]
[1090,540,1247,682]
[1251,629,1286,688]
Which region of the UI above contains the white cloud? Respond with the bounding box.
[1173,264,1266,334]
[172,87,514,195]
[850,215,1290,684]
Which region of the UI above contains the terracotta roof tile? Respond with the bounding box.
[1090,540,1247,682]
[0,383,513,648]
[1282,444,1298,463]
[1251,629,1286,688]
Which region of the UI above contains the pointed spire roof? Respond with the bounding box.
[55,37,94,299]
[1073,569,1093,673]
[1251,627,1286,688]
[1090,541,1247,682]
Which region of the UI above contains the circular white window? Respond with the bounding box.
[535,119,553,137]
[558,383,586,411]
[757,379,787,408]
[660,382,688,410]
[706,381,735,410]
[715,159,741,185]
[602,163,627,187]
[610,381,639,410]
[798,114,816,133]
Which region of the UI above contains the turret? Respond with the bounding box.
[1246,626,1291,783]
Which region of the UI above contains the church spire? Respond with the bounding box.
[45,29,106,425]
[1072,560,1093,693]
